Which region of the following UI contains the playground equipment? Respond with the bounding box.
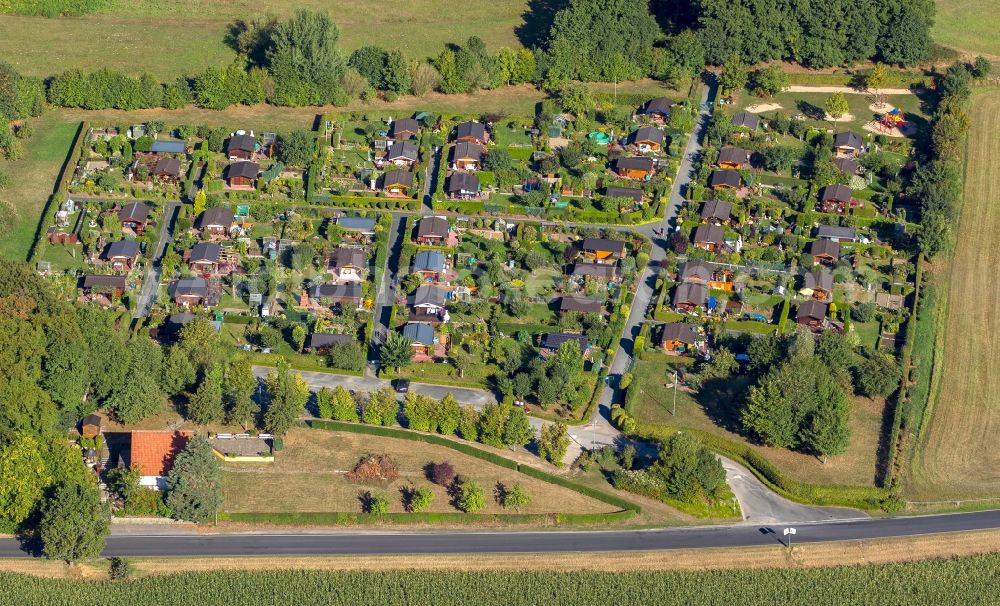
[878,107,906,133]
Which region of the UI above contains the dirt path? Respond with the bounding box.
[786,85,916,95]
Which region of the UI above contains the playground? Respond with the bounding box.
[864,105,917,138]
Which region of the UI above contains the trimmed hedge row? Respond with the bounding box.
[313,194,419,211]
[308,420,641,514]
[218,510,636,526]
[636,422,888,510]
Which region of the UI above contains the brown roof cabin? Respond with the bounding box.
[796,299,828,330]
[573,262,618,281]
[692,224,725,252]
[539,333,591,359]
[560,296,604,315]
[834,131,863,157]
[81,414,103,439]
[718,146,751,170]
[118,202,151,235]
[629,126,665,153]
[819,184,853,212]
[187,242,222,274]
[226,134,257,160]
[391,118,420,141]
[450,142,484,171]
[381,169,414,196]
[103,240,140,272]
[641,97,676,123]
[581,238,626,262]
[327,247,366,282]
[305,333,353,353]
[678,260,713,283]
[803,269,834,301]
[197,207,236,238]
[809,239,841,266]
[151,157,182,181]
[226,161,259,189]
[446,172,480,199]
[604,186,644,208]
[678,260,732,290]
[615,156,655,180]
[731,112,760,132]
[833,157,859,175]
[700,200,732,225]
[386,141,419,166]
[410,285,448,321]
[660,323,699,353]
[709,169,741,190]
[415,216,450,245]
[170,277,209,307]
[80,274,127,297]
[454,121,488,145]
[672,282,708,312]
[311,283,363,307]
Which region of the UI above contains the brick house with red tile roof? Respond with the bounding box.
[129,430,192,490]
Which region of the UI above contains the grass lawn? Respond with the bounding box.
[908,90,1000,500]
[221,427,617,515]
[933,0,1000,56]
[742,91,929,136]
[396,360,498,388]
[0,117,80,261]
[633,352,884,488]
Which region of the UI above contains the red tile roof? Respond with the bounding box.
[130,431,192,477]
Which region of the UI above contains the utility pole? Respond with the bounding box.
[672,369,678,416]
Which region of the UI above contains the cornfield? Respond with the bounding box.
[2,554,1000,606]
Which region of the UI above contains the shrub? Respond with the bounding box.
[363,491,390,514]
[455,476,486,513]
[426,461,456,486]
[498,482,532,510]
[108,557,132,580]
[405,486,434,513]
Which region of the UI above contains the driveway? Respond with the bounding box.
[134,201,178,318]
[367,212,405,372]
[720,457,867,524]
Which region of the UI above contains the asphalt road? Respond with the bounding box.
[3,510,1000,557]
[134,201,179,318]
[252,367,496,408]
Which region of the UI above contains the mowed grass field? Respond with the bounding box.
[0,115,79,261]
[933,0,1000,57]
[0,0,531,80]
[908,90,1000,500]
[221,428,618,516]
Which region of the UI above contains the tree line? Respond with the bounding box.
[315,385,570,466]
[911,59,988,257]
[3,2,942,116]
